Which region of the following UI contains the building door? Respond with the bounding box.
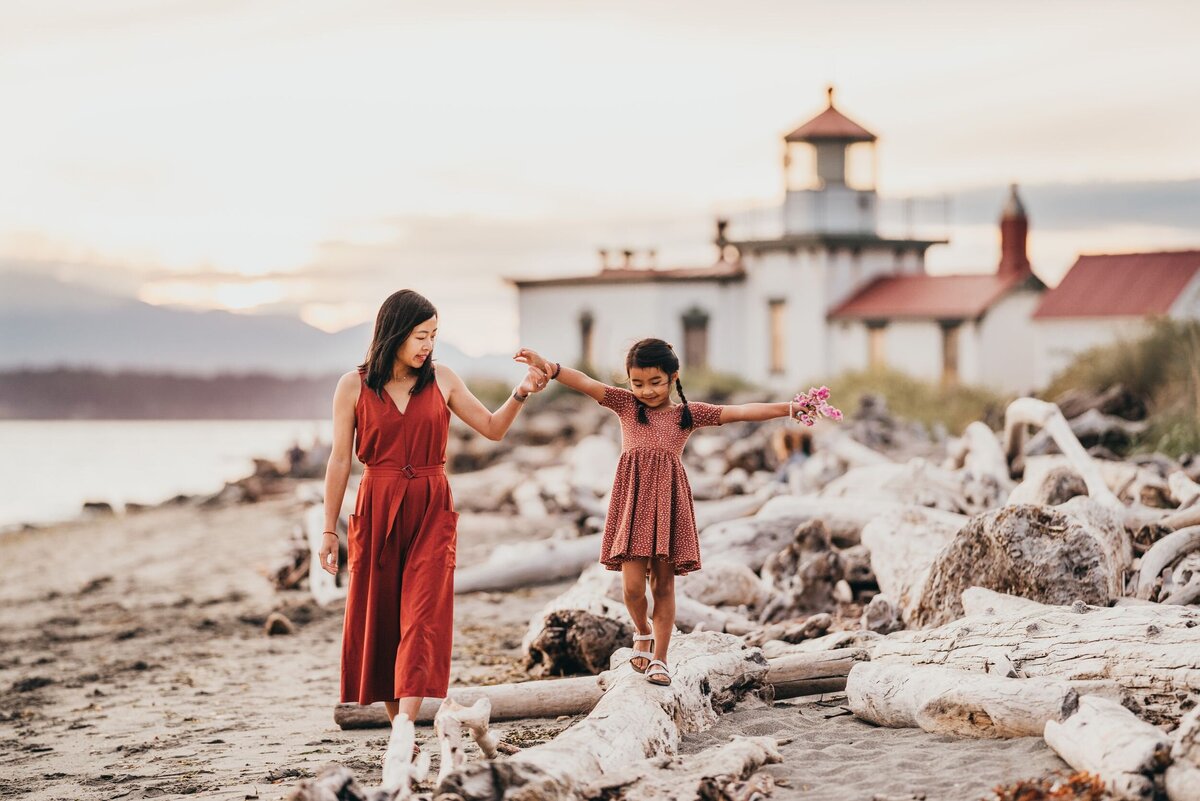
[940,321,960,385]
[769,299,786,375]
[682,307,709,370]
[867,321,887,370]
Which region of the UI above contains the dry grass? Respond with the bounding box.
[1045,318,1200,456]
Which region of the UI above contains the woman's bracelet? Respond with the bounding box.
[322,530,337,536]
[788,400,794,421]
[513,389,529,402]
[550,362,562,380]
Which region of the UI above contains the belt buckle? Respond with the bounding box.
[401,464,416,479]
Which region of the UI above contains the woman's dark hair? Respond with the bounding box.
[625,337,692,429]
[358,290,438,399]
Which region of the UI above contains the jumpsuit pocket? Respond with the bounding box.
[432,509,460,568]
[346,514,366,573]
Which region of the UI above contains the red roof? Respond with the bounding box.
[785,105,876,143]
[1033,251,1200,319]
[509,261,745,289]
[828,273,1025,320]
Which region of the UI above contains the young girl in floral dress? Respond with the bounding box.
[515,338,836,686]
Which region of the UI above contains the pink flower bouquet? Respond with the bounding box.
[792,386,843,426]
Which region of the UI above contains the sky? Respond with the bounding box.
[2,0,1199,355]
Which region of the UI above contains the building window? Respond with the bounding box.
[940,321,961,385]
[867,321,887,370]
[769,299,786,374]
[579,311,594,370]
[681,306,709,370]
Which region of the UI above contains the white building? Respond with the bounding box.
[1032,250,1200,387]
[510,89,1045,392]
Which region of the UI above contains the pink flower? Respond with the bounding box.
[829,408,843,421]
[799,413,815,426]
[817,386,831,401]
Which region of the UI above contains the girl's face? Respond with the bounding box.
[628,365,676,408]
[398,315,437,372]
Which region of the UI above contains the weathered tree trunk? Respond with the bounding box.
[1167,705,1200,801]
[1004,397,1122,509]
[334,675,604,729]
[1043,695,1172,801]
[581,735,781,801]
[871,590,1200,725]
[1136,525,1200,600]
[454,534,601,594]
[436,632,769,801]
[910,498,1129,628]
[846,662,1079,738]
[859,506,966,626]
[767,647,870,699]
[1170,472,1200,509]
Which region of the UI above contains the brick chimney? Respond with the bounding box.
[998,184,1031,278]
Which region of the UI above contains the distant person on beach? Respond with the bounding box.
[319,289,548,746]
[515,339,834,687]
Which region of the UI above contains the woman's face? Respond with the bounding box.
[628,366,676,408]
[398,315,437,372]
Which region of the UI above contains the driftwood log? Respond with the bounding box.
[871,588,1200,725]
[334,675,604,729]
[1004,398,1122,509]
[334,648,866,730]
[859,506,966,626]
[436,632,768,801]
[846,661,1079,738]
[581,735,781,801]
[1167,705,1200,801]
[909,498,1129,628]
[1136,525,1200,601]
[1043,694,1172,801]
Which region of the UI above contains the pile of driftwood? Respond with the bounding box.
[287,391,1200,801]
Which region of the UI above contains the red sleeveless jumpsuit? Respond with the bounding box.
[340,370,459,704]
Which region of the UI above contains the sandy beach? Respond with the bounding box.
[0,485,1087,801]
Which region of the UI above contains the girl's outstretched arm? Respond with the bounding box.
[719,402,792,424]
[514,348,607,402]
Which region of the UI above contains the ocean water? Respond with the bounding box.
[0,420,333,528]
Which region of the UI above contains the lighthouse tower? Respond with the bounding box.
[782,86,879,236]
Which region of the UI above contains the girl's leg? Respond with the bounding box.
[383,696,423,723]
[620,559,652,669]
[648,558,676,664]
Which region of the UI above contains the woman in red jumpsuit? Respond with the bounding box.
[318,289,547,728]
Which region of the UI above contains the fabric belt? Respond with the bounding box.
[363,463,446,480]
[362,462,447,568]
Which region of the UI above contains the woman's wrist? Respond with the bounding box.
[513,388,529,402]
[550,361,562,380]
[322,530,338,537]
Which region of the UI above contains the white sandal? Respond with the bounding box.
[630,633,654,673]
[645,658,672,686]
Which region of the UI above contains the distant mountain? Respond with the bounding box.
[0,272,515,379]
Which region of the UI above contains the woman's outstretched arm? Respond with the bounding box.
[439,363,547,442]
[513,348,607,402]
[718,402,793,424]
[319,371,360,575]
